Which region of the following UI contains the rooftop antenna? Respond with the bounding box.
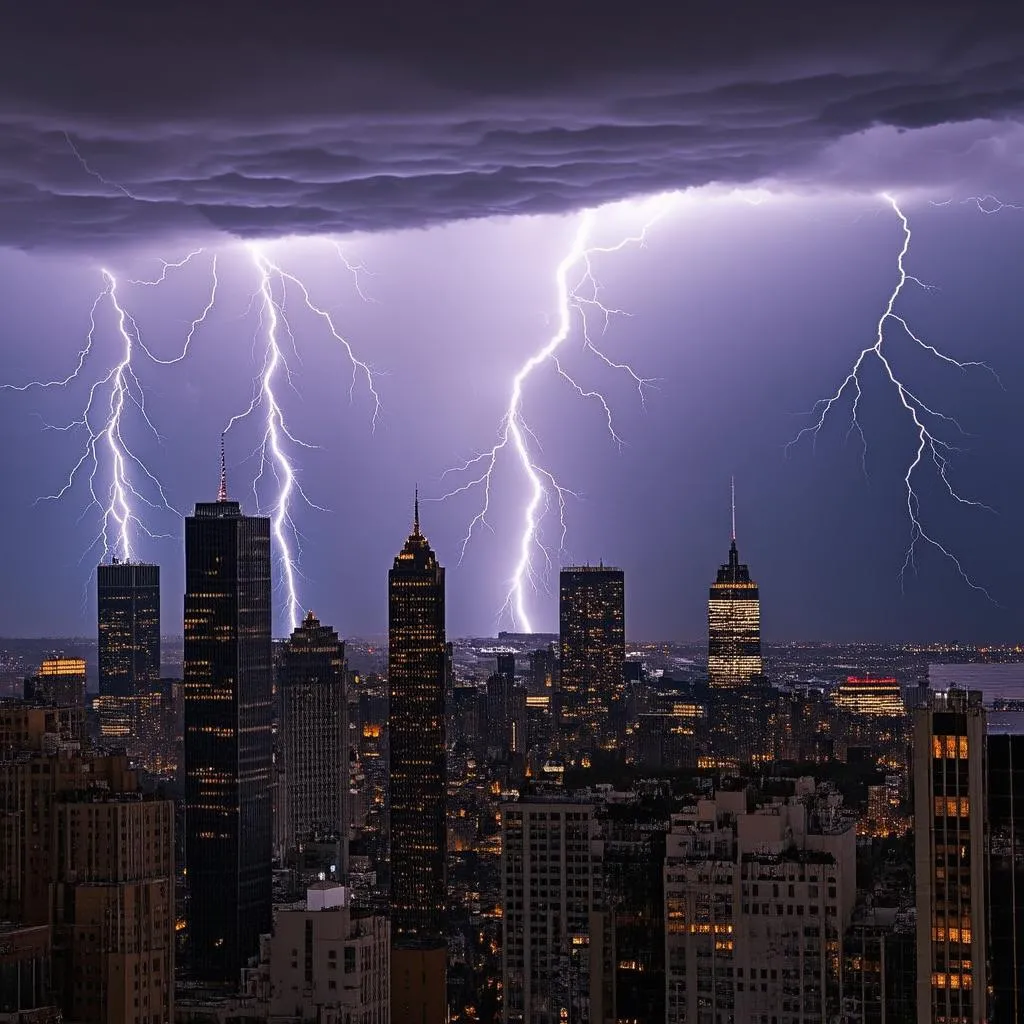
[731,475,736,542]
[413,485,420,536]
[218,433,228,502]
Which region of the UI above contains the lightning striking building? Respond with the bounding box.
[279,612,349,869]
[183,459,273,982]
[388,494,447,1024]
[96,559,161,741]
[707,486,762,688]
[558,565,625,731]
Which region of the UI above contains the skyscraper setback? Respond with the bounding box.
[559,564,625,726]
[707,485,762,688]
[183,469,273,982]
[388,495,447,1023]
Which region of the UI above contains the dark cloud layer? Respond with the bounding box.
[2,1,1023,247]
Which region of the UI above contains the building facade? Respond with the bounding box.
[279,612,349,863]
[0,702,174,1024]
[500,800,606,1024]
[913,689,987,1024]
[183,486,273,982]
[663,784,856,1024]
[260,884,389,1024]
[558,565,625,731]
[707,534,762,688]
[388,497,447,1022]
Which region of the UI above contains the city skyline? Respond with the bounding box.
[6,8,1024,1024]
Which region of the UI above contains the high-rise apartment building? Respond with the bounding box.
[986,711,1024,1023]
[663,784,856,1023]
[388,496,447,1023]
[279,612,348,864]
[707,515,762,688]
[558,565,625,727]
[183,469,273,982]
[0,702,175,1024]
[913,689,987,1024]
[500,800,606,1024]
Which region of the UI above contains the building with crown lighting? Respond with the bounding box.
[833,676,905,716]
[388,495,447,1024]
[24,657,86,711]
[707,534,762,689]
[183,464,273,983]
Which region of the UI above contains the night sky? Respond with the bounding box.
[1,2,1023,642]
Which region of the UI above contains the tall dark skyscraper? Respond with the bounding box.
[388,495,447,1023]
[707,482,762,688]
[914,689,987,1023]
[987,712,1024,1023]
[279,611,348,868]
[97,559,161,697]
[183,461,273,982]
[558,564,626,725]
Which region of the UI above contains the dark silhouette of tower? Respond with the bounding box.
[183,449,272,982]
[279,611,348,868]
[707,480,762,688]
[388,492,447,1022]
[559,564,626,728]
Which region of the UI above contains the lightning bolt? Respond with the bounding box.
[2,270,179,564]
[226,243,380,634]
[789,193,998,598]
[436,195,674,631]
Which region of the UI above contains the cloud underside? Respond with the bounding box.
[2,5,1023,248]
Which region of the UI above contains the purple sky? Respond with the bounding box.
[0,2,1022,641]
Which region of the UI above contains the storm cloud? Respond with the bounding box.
[2,1,1023,247]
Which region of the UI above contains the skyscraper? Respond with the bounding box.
[986,712,1024,1023]
[97,559,160,697]
[279,611,348,866]
[388,494,447,1023]
[501,800,606,1023]
[913,688,987,1024]
[707,482,762,688]
[558,565,625,727]
[97,559,161,742]
[183,457,273,982]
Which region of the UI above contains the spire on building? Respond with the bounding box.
[218,433,228,502]
[731,475,736,542]
[413,485,420,537]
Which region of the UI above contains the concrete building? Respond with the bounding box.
[500,799,607,1024]
[262,884,389,1024]
[0,702,175,1024]
[663,782,856,1024]
[913,689,987,1024]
